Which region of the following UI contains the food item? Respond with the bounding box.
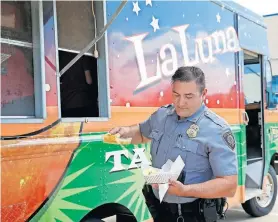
[103,133,131,145]
[103,133,117,144]
[143,167,159,176]
[142,156,185,186]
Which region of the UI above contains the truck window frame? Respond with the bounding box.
[53,0,110,122]
[265,59,277,109]
[1,1,46,124]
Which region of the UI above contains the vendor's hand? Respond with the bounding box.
[167,179,185,196]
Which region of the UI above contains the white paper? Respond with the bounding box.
[170,155,185,177]
[142,155,185,202]
[158,183,169,202]
[158,155,185,202]
[161,159,172,171]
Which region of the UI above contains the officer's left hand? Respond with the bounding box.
[151,184,159,189]
[167,179,185,196]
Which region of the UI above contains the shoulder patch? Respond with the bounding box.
[222,130,236,151]
[205,110,228,128]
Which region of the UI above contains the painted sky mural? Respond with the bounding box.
[107,0,241,109]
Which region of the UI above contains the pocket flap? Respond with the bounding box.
[185,140,199,153]
[149,130,163,141]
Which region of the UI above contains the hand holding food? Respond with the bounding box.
[103,133,131,145]
[109,126,131,138]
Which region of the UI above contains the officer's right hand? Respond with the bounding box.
[109,126,131,139]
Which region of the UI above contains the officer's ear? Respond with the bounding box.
[202,88,208,100]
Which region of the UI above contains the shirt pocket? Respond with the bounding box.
[184,140,210,172]
[149,130,163,156]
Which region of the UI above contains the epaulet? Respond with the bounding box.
[161,104,172,109]
[159,104,174,115]
[151,104,172,117]
[204,109,228,128]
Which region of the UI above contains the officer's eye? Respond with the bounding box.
[185,94,194,99]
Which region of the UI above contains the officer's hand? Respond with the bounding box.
[109,126,131,139]
[167,179,185,197]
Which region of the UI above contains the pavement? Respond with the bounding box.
[224,176,278,222]
[104,176,278,222]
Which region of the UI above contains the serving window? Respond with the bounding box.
[55,0,110,121]
[1,1,46,123]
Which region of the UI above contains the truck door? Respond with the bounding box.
[240,50,266,197]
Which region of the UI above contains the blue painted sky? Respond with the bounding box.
[106,1,239,70]
[107,1,234,36]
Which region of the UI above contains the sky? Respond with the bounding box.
[233,0,278,16]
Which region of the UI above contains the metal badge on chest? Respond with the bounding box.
[186,123,199,138]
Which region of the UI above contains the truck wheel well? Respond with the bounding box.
[80,203,136,222]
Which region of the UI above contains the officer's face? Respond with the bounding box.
[172,80,207,118]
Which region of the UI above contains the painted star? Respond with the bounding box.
[146,0,152,7]
[216,13,221,23]
[133,1,141,16]
[150,16,160,32]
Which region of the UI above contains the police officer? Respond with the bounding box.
[109,66,238,222]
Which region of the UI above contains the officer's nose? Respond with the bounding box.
[178,97,187,108]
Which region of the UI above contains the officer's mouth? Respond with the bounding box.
[177,107,189,111]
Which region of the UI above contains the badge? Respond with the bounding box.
[223,130,235,150]
[186,128,197,138]
[186,124,199,138]
[190,124,199,132]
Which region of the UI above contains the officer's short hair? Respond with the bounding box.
[171,66,206,93]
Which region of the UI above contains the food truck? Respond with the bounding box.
[1,0,278,221]
[264,13,278,113]
[264,13,278,172]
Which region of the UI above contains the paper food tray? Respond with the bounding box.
[142,166,180,184]
[142,156,185,202]
[144,172,180,184]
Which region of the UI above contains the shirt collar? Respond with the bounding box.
[167,103,206,123]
